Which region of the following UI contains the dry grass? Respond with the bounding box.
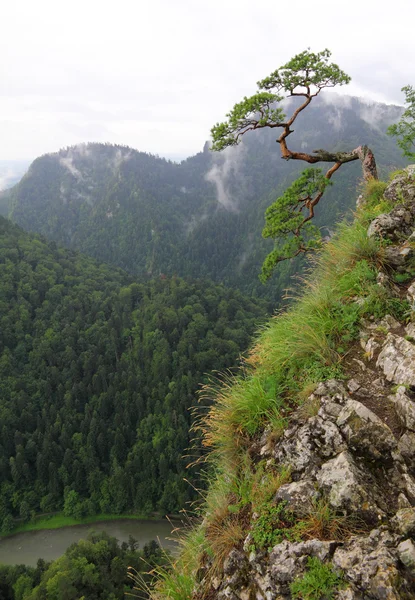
[250,465,292,510]
[205,517,245,577]
[296,395,321,420]
[294,499,366,541]
[203,474,234,530]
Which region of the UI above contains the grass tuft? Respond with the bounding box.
[194,372,287,469]
[293,498,365,541]
[290,556,344,600]
[136,524,206,600]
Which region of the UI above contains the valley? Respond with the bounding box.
[0,90,413,597]
[3,96,408,303]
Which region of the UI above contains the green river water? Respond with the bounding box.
[0,519,177,566]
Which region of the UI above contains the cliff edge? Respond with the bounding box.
[148,167,415,600]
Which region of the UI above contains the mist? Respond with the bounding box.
[205,143,247,211]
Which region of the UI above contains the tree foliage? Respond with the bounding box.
[388,85,415,159]
[211,49,350,152]
[0,216,266,528]
[211,49,378,279]
[0,532,166,599]
[260,169,331,281]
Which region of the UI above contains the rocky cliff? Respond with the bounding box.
[148,167,415,600]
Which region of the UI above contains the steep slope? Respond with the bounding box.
[0,217,266,532]
[5,96,407,301]
[149,168,415,599]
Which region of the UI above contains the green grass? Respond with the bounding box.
[151,178,404,598]
[195,200,395,473]
[290,557,344,600]
[138,524,206,600]
[7,512,155,536]
[250,501,296,552]
[191,179,396,514]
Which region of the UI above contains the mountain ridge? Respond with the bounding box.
[4,95,409,302]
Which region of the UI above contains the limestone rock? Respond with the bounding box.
[383,166,415,206]
[398,431,415,465]
[347,379,361,394]
[275,480,318,514]
[377,334,415,387]
[319,399,343,420]
[397,493,412,510]
[389,387,415,431]
[363,336,381,360]
[367,209,414,241]
[333,530,401,599]
[269,539,334,585]
[405,322,415,339]
[335,589,363,600]
[392,508,415,535]
[314,380,347,398]
[397,539,415,572]
[401,474,415,504]
[316,451,371,513]
[384,244,414,268]
[337,399,397,460]
[218,548,251,599]
[273,417,346,476]
[223,549,248,577]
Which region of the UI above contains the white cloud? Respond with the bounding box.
[205,143,247,211]
[1,0,414,160]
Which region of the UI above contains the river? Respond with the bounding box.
[0,519,178,566]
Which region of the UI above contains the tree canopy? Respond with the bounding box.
[0,216,267,529]
[211,49,351,152]
[211,49,378,279]
[388,85,415,159]
[0,532,166,599]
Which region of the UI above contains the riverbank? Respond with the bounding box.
[5,512,179,538]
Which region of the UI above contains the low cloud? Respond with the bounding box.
[113,148,132,169]
[322,93,402,132]
[59,152,83,179]
[205,143,247,211]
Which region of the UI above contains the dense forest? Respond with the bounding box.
[0,531,164,599]
[0,216,267,532]
[3,96,408,302]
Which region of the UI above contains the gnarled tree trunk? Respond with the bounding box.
[279,143,378,181]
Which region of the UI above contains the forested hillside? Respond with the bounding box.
[5,96,407,301]
[0,217,266,532]
[0,531,164,599]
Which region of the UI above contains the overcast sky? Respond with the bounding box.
[1,0,414,162]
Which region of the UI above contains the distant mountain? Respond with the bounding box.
[5,95,407,302]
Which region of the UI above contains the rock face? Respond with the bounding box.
[195,168,415,600]
[376,332,415,387]
[212,379,415,599]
